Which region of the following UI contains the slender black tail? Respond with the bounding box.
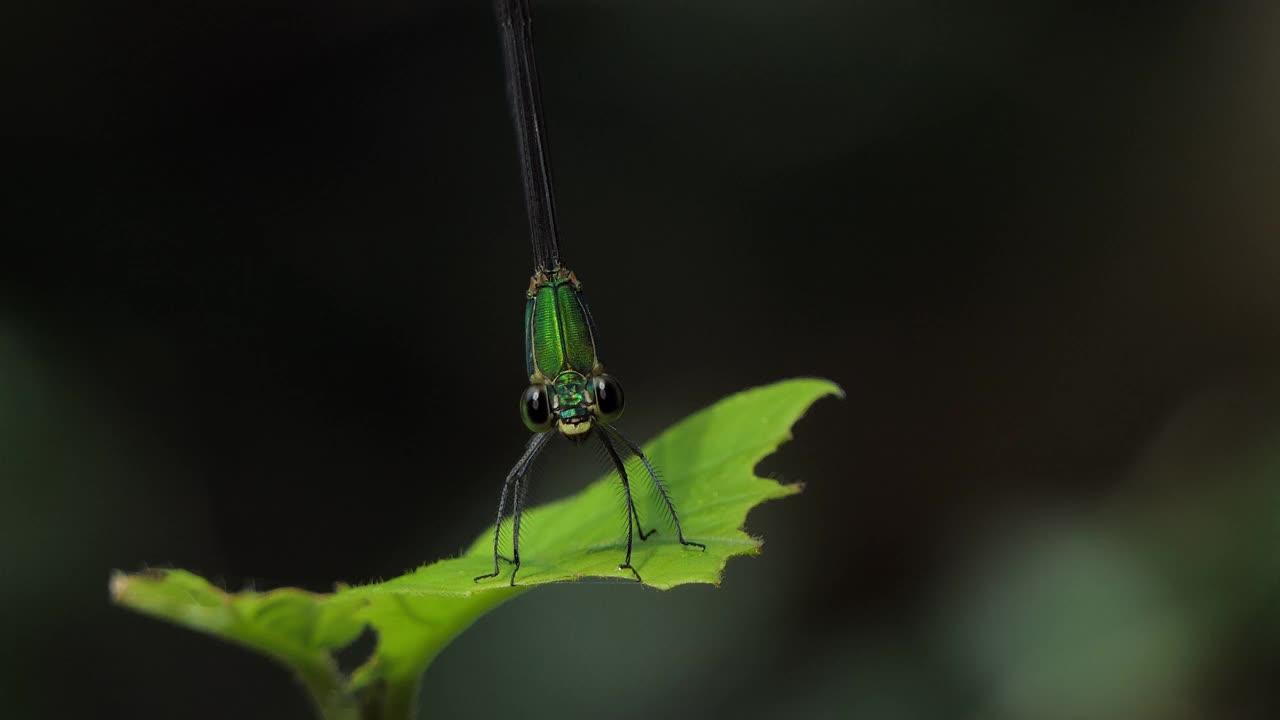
[494,0,563,273]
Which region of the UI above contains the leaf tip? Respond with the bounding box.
[108,571,129,602]
[782,376,844,400]
[110,568,170,604]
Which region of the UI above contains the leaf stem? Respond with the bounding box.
[293,659,360,720]
[380,678,422,720]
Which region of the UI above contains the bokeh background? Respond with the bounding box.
[4,0,1280,717]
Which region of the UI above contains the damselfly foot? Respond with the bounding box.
[472,561,523,586]
[619,563,642,583]
[632,506,656,541]
[473,553,518,583]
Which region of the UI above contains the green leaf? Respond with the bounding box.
[111,378,840,719]
[109,569,366,720]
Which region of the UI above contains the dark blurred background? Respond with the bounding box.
[4,0,1280,717]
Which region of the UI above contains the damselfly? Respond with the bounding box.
[474,0,705,586]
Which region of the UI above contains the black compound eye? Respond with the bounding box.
[592,374,625,423]
[520,384,554,432]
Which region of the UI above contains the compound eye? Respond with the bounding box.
[520,384,554,433]
[592,374,625,423]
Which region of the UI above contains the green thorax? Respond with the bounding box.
[525,267,601,384]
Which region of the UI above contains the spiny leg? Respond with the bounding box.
[475,431,551,583]
[508,472,526,586]
[618,448,656,541]
[593,421,653,539]
[598,431,643,582]
[606,425,706,552]
[473,463,516,582]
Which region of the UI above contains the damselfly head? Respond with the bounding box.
[519,371,626,439]
[548,370,593,439]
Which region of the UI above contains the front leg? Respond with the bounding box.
[507,473,525,586]
[598,430,643,582]
[475,432,551,583]
[472,466,516,583]
[607,425,706,552]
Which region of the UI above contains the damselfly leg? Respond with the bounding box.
[474,431,552,585]
[603,424,707,552]
[597,429,643,582]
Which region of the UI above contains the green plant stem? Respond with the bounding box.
[295,659,360,720]
[380,679,421,720]
[349,589,523,720]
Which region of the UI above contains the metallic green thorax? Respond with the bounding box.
[525,268,600,381]
[525,268,602,432]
